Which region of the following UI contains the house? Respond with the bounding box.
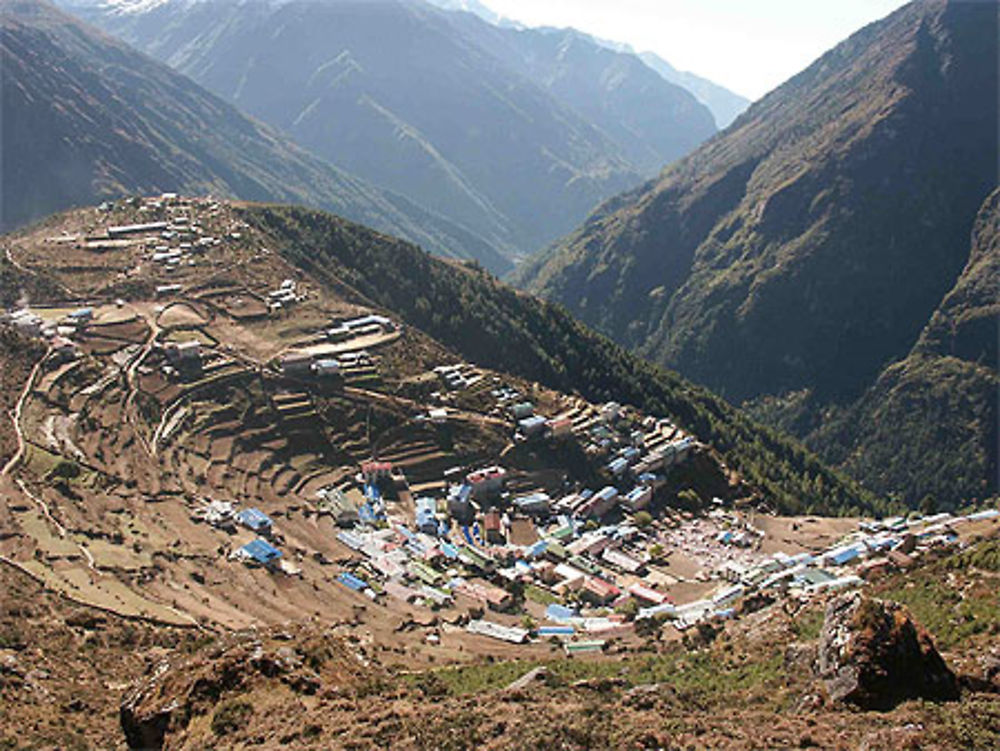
[628,583,667,605]
[202,500,236,530]
[316,487,359,527]
[552,563,586,593]
[466,466,506,498]
[361,460,393,482]
[415,498,439,536]
[236,508,273,535]
[518,415,548,438]
[455,580,513,611]
[510,402,534,420]
[447,484,473,519]
[545,603,578,622]
[466,620,528,643]
[824,544,863,566]
[483,509,504,544]
[49,336,78,363]
[312,358,341,377]
[580,576,621,605]
[155,284,182,297]
[513,492,551,517]
[567,532,610,557]
[607,457,629,476]
[236,538,282,568]
[68,308,93,325]
[280,351,314,376]
[165,340,202,366]
[547,417,573,438]
[577,486,618,519]
[600,402,621,423]
[107,222,168,237]
[623,486,652,511]
[9,310,42,337]
[602,547,644,574]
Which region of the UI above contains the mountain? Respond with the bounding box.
[1,0,511,271]
[439,21,717,176]
[516,0,998,508]
[801,189,999,508]
[64,0,717,258]
[428,0,749,130]
[638,52,750,129]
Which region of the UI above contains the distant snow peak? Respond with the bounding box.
[100,0,175,14]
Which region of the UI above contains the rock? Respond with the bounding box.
[504,666,548,692]
[120,688,172,751]
[623,683,674,710]
[817,592,959,710]
[983,650,1000,687]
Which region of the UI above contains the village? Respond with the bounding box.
[1,194,997,660]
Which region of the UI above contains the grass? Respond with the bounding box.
[524,584,559,606]
[790,606,825,641]
[406,646,786,707]
[873,542,1000,650]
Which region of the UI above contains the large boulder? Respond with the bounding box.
[818,592,959,710]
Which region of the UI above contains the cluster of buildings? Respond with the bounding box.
[287,388,724,650]
[1,307,89,364]
[192,499,302,575]
[325,314,396,343]
[267,279,302,312]
[302,376,999,648]
[275,312,398,380]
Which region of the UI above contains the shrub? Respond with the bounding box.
[210,699,253,737]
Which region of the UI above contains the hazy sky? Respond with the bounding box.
[484,0,910,100]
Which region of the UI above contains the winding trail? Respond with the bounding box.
[121,309,160,457]
[2,351,46,477]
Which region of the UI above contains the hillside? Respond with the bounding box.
[1,0,509,271]
[428,0,748,131]
[801,189,999,507]
[66,0,716,258]
[244,204,876,518]
[517,0,998,507]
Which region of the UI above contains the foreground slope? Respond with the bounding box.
[3,531,998,750]
[1,0,509,271]
[518,0,998,506]
[68,0,715,257]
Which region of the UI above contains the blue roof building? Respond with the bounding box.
[236,508,273,534]
[240,538,282,567]
[415,498,439,535]
[545,603,578,621]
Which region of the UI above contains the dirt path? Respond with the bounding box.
[2,351,46,477]
[345,385,508,430]
[121,306,160,456]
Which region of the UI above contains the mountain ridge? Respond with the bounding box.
[1,0,513,271]
[516,0,998,507]
[64,0,718,259]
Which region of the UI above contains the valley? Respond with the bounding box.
[1,195,998,749]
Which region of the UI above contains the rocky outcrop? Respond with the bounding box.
[119,628,370,749]
[818,593,959,710]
